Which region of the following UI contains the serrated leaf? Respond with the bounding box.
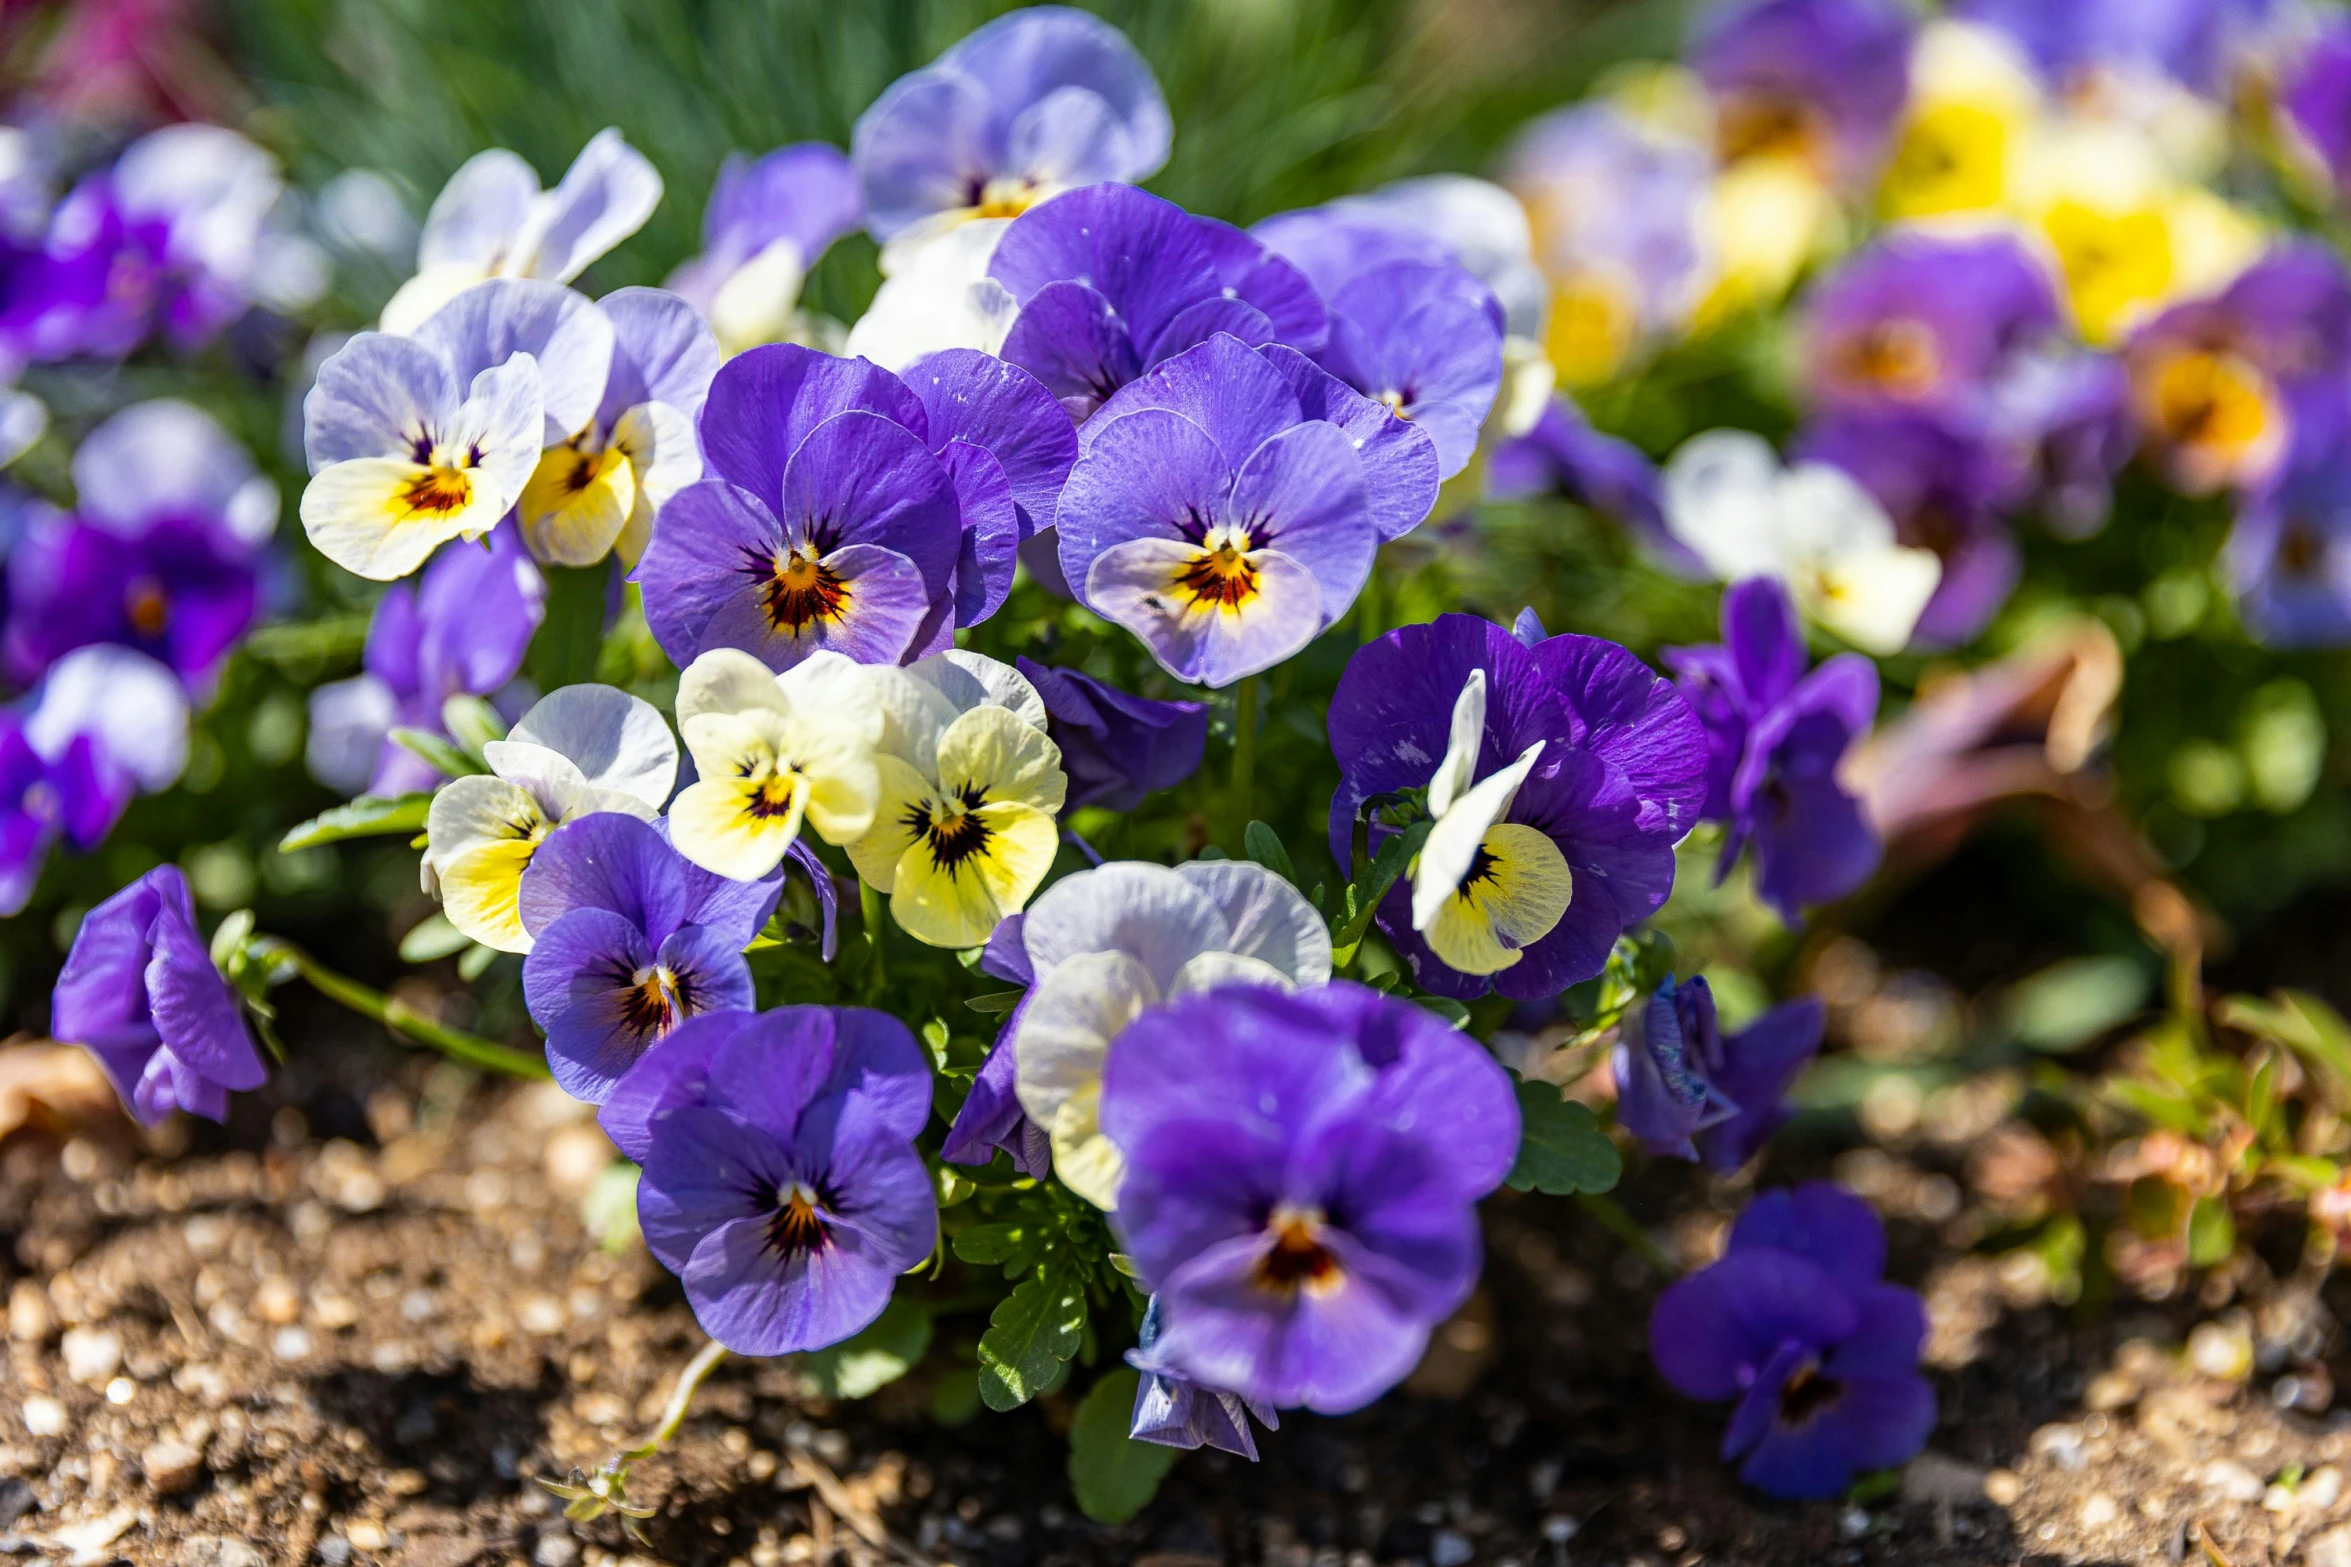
[1506,1080,1622,1195]
[803,1295,933,1400]
[1243,820,1298,888]
[1068,1369,1177,1525]
[951,1223,1026,1266]
[390,726,483,778]
[279,793,433,852]
[977,1268,1086,1411]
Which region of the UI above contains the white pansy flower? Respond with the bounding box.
[667,649,884,882]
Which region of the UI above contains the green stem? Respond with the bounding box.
[274,944,549,1078]
[1356,568,1382,644]
[621,1337,729,1465]
[860,880,889,992]
[1574,1191,1679,1277]
[1227,674,1259,854]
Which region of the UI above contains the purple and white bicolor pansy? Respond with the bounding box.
[667,143,863,355]
[0,645,193,907]
[634,343,1074,671]
[996,858,1330,1208]
[1056,333,1401,688]
[380,128,663,335]
[422,683,680,954]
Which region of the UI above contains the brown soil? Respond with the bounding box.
[2,1027,2347,1567]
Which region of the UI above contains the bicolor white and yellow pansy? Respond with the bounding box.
[515,287,719,568]
[843,219,1021,374]
[381,129,663,335]
[1880,20,2045,222]
[424,684,680,953]
[846,652,1067,949]
[1661,429,1942,656]
[666,648,884,881]
[1407,669,1574,977]
[1011,859,1332,1208]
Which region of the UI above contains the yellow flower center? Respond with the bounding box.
[1830,318,1943,401]
[1173,531,1261,613]
[398,464,474,518]
[974,176,1046,219]
[904,783,995,873]
[1251,1205,1343,1298]
[766,1182,829,1256]
[2148,349,2273,459]
[758,544,853,633]
[616,964,685,1036]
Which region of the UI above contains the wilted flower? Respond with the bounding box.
[518,812,781,1103]
[424,684,680,953]
[667,144,863,354]
[4,400,278,687]
[382,129,662,334]
[1015,656,1205,812]
[1660,429,1941,655]
[1328,614,1708,1000]
[52,865,265,1126]
[1128,1294,1280,1458]
[1692,0,1914,184]
[847,651,1066,949]
[1614,974,1826,1169]
[1005,858,1330,1206]
[1056,334,1386,687]
[1102,982,1519,1413]
[1667,577,1880,922]
[605,1006,936,1356]
[666,648,882,882]
[1651,1184,1934,1500]
[852,6,1170,249]
[305,526,547,798]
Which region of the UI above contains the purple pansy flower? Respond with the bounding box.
[1651,1184,1935,1500]
[634,342,1073,671]
[1795,410,2023,647]
[2227,395,2351,647]
[1956,0,2283,98]
[1614,974,1826,1171]
[1128,1293,1280,1459]
[1665,577,1880,924]
[1802,232,2062,418]
[1988,349,2135,539]
[604,1006,937,1357]
[1056,333,1398,687]
[1014,655,1205,812]
[1328,613,1709,1001]
[518,813,783,1103]
[2285,19,2351,201]
[0,711,121,915]
[306,525,548,798]
[666,144,863,352]
[52,864,266,1127]
[1689,0,1913,183]
[22,643,191,829]
[852,6,1171,244]
[1488,396,1697,571]
[1102,982,1519,1414]
[936,912,1051,1179]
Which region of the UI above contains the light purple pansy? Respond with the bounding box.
[1101,982,1519,1414]
[52,864,267,1127]
[1956,0,2285,97]
[1802,231,2063,418]
[1128,1293,1280,1459]
[1690,0,1913,182]
[605,1006,937,1357]
[666,144,864,334]
[518,812,783,1104]
[2227,393,2351,647]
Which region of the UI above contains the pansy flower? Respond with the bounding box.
[1328,614,1709,1001]
[424,684,680,953]
[995,858,1329,1207]
[1690,0,1914,185]
[1651,1184,1934,1500]
[518,812,782,1103]
[1986,347,2135,538]
[2227,396,2351,647]
[306,526,547,798]
[847,651,1067,950]
[1318,174,1549,345]
[2284,19,2351,205]
[667,648,883,882]
[1015,656,1206,813]
[22,644,192,837]
[1802,231,2062,417]
[852,6,1170,249]
[1487,396,1695,572]
[1666,577,1881,923]
[517,286,720,568]
[1055,334,1388,687]
[1614,974,1826,1170]
[1102,982,1518,1413]
[52,865,266,1127]
[605,1006,936,1357]
[635,343,1072,670]
[1129,1294,1280,1459]
[1955,0,2278,100]
[667,143,863,355]
[381,128,662,334]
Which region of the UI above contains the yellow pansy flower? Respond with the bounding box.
[667,649,884,882]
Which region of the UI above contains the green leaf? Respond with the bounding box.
[966,989,1027,1015]
[279,793,433,852]
[456,943,499,981]
[951,1223,1024,1266]
[441,693,508,754]
[1331,820,1430,956]
[1506,1080,1622,1195]
[803,1295,933,1400]
[2187,1197,2236,1268]
[1067,1369,1178,1524]
[2003,955,2150,1053]
[390,726,483,778]
[1415,996,1471,1030]
[977,1268,1086,1411]
[528,561,612,691]
[398,913,469,963]
[1243,820,1298,888]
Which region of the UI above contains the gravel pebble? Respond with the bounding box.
[143,1437,206,1494]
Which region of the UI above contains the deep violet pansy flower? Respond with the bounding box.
[15,644,193,880]
[1129,1293,1280,1458]
[305,525,547,799]
[1651,1183,1935,1500]
[1101,982,1519,1414]
[1665,577,1880,924]
[852,7,1172,245]
[1689,0,1914,183]
[666,143,863,355]
[1613,973,1826,1172]
[1327,613,1709,1001]
[52,864,266,1126]
[1802,231,2062,418]
[1014,655,1206,812]
[603,1006,937,1357]
[2285,19,2351,204]
[517,812,784,1103]
[1055,333,1397,688]
[2227,394,2351,647]
[634,342,1075,672]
